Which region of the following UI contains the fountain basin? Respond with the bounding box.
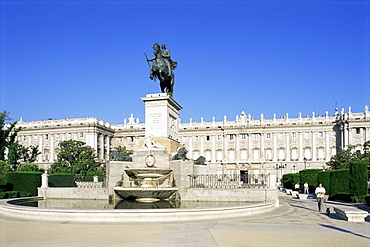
[0,197,278,223]
[124,168,173,179]
[114,187,178,201]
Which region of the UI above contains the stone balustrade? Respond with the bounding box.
[75,181,104,188]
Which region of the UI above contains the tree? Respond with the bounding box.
[50,140,104,175]
[20,145,41,163]
[326,145,362,170]
[7,141,23,170]
[327,142,370,170]
[114,146,133,156]
[0,111,22,161]
[362,141,370,168]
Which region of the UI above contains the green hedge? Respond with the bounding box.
[48,173,76,187]
[349,161,368,199]
[299,169,322,193]
[329,169,350,200]
[365,194,370,207]
[0,191,31,199]
[317,171,331,195]
[4,172,42,196]
[282,173,300,189]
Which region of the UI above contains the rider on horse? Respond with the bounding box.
[147,43,177,80]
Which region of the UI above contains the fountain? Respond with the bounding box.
[113,151,178,202]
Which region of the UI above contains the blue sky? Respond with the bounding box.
[1,0,369,124]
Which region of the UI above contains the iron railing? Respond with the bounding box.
[189,174,269,189]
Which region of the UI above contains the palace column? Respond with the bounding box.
[200,134,204,157]
[248,133,252,162]
[298,132,303,160]
[311,131,316,161]
[273,133,277,162]
[211,134,216,162]
[188,135,193,159]
[285,132,290,161]
[260,133,264,161]
[38,134,43,163]
[50,134,54,163]
[325,131,331,161]
[235,134,240,162]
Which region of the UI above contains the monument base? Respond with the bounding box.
[138,137,182,154]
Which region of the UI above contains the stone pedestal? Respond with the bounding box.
[141,93,182,153]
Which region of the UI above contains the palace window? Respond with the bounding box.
[356,128,361,135]
[305,132,310,138]
[206,135,210,141]
[279,133,284,139]
[266,133,271,139]
[241,134,246,139]
[292,132,297,139]
[318,132,324,138]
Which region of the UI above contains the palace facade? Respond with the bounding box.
[16,106,370,178]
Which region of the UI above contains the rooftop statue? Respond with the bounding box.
[145,43,178,97]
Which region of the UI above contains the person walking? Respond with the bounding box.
[294,183,300,191]
[315,183,326,212]
[304,182,309,194]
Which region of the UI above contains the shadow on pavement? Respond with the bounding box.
[319,224,370,240]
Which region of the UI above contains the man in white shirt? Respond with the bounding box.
[315,183,326,212]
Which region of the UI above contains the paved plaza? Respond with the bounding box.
[1,192,369,247]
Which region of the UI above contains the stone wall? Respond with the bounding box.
[179,188,278,202]
[38,187,108,200]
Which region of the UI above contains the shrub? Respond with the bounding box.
[329,169,350,200]
[299,169,322,193]
[318,171,331,195]
[282,173,300,189]
[0,160,12,183]
[17,163,42,172]
[0,191,23,199]
[4,172,42,196]
[350,161,368,198]
[48,174,76,187]
[365,194,370,207]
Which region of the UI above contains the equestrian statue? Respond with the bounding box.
[145,43,178,96]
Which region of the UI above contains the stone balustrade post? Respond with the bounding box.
[41,172,49,188]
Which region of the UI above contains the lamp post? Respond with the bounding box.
[275,164,286,185]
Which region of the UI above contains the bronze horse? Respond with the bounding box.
[146,43,175,96]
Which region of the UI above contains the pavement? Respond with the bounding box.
[1,191,369,247]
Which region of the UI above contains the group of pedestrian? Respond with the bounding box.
[292,182,326,212]
[294,182,310,194]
